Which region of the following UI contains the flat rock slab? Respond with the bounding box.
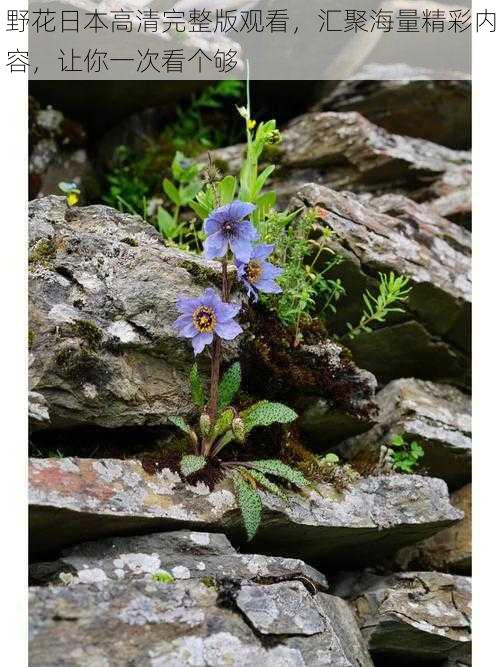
[336,571,471,664]
[293,184,471,388]
[29,578,373,667]
[395,484,471,575]
[337,379,471,490]
[29,530,328,592]
[29,458,462,566]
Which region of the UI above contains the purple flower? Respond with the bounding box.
[203,200,258,263]
[236,244,283,302]
[173,288,243,355]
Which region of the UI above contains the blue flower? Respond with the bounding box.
[236,244,283,302]
[173,288,242,355]
[203,200,258,263]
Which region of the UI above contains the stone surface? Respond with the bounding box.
[395,484,471,575]
[293,184,471,388]
[210,111,471,211]
[337,379,471,490]
[28,195,229,431]
[29,577,374,667]
[29,530,328,591]
[29,457,462,565]
[315,66,471,149]
[336,571,471,664]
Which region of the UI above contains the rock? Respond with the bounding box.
[28,392,50,428]
[29,530,328,591]
[29,457,462,565]
[29,577,374,667]
[395,484,471,575]
[337,379,471,491]
[292,184,471,389]
[29,97,99,204]
[336,571,471,664]
[210,111,471,212]
[315,65,471,149]
[28,196,228,431]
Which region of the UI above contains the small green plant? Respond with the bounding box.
[152,571,175,584]
[156,152,204,250]
[390,434,424,473]
[346,272,412,339]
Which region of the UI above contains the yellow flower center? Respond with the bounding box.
[245,260,262,284]
[192,306,217,333]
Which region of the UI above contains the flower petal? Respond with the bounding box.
[192,332,213,355]
[215,301,240,322]
[253,278,283,294]
[176,296,199,314]
[203,206,228,235]
[201,287,220,308]
[229,236,253,263]
[228,200,256,220]
[215,319,243,340]
[237,219,259,242]
[252,243,275,261]
[261,262,283,280]
[203,232,227,260]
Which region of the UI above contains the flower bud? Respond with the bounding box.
[266,129,282,145]
[199,413,212,437]
[232,417,245,443]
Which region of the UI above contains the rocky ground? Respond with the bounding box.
[28,72,471,666]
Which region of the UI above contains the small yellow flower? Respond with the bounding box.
[246,118,256,130]
[67,192,79,206]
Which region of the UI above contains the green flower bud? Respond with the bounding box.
[266,129,282,145]
[199,413,211,437]
[232,417,245,443]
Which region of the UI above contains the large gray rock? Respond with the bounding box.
[293,184,471,388]
[29,530,328,591]
[210,111,471,214]
[28,195,227,431]
[29,577,374,667]
[337,379,471,490]
[29,457,462,565]
[336,571,471,664]
[395,484,471,575]
[315,65,471,149]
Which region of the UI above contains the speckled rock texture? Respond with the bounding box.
[209,111,471,217]
[29,530,328,591]
[395,484,471,575]
[29,457,462,565]
[29,577,374,667]
[293,184,471,388]
[28,195,229,431]
[337,379,471,490]
[336,571,471,664]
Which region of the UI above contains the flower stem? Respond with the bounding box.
[205,259,229,454]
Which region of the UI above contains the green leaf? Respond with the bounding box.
[232,472,262,541]
[247,469,289,503]
[391,435,405,447]
[410,442,425,458]
[320,453,340,465]
[189,363,206,408]
[217,362,241,411]
[213,408,234,438]
[163,178,181,206]
[180,455,207,477]
[218,175,237,204]
[241,401,297,434]
[249,459,309,488]
[169,416,190,434]
[157,206,177,240]
[189,200,210,220]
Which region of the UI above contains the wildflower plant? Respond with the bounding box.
[170,192,309,541]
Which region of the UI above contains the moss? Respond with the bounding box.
[121,237,139,247]
[56,347,108,386]
[69,320,102,350]
[29,238,56,267]
[28,329,36,349]
[201,576,218,590]
[152,571,174,584]
[180,260,219,287]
